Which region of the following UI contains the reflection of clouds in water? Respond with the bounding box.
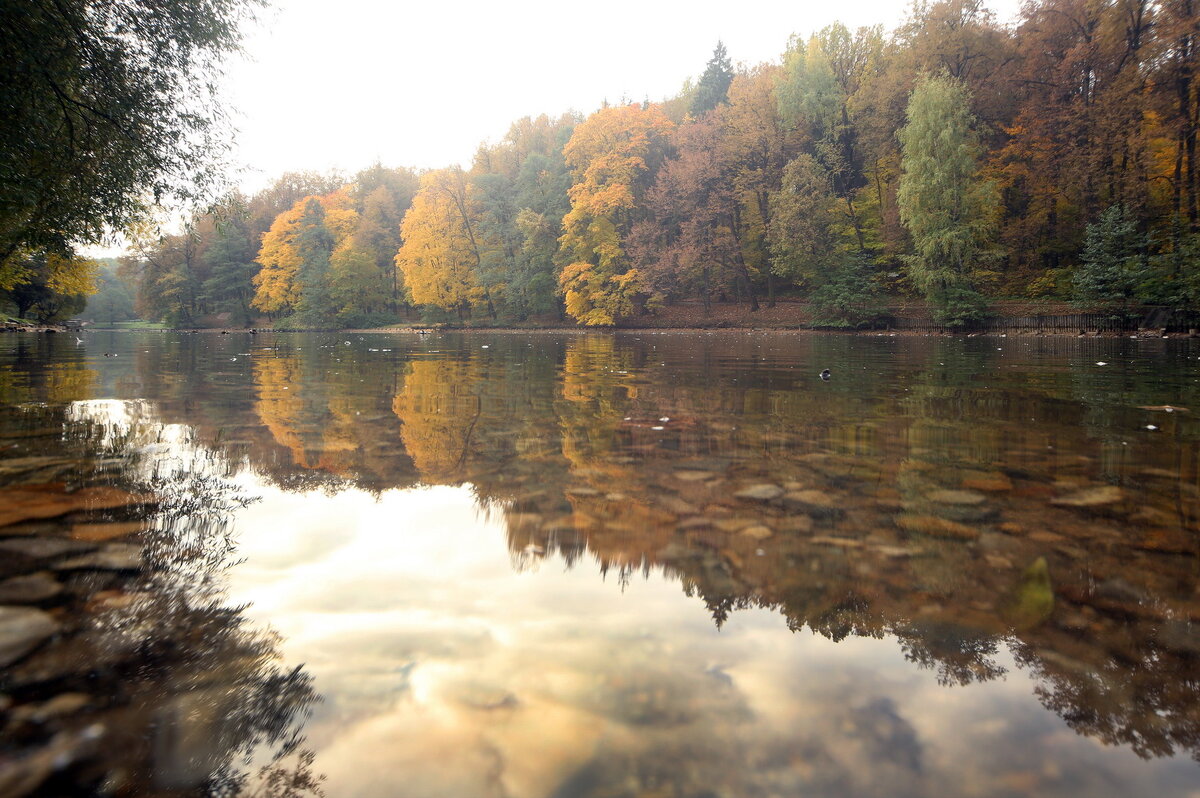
[227,483,1200,798]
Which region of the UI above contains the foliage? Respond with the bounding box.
[769,155,841,284]
[808,252,886,328]
[0,0,261,273]
[395,168,494,320]
[558,104,673,324]
[898,73,998,326]
[202,216,258,326]
[691,42,735,117]
[252,191,356,325]
[1072,204,1146,315]
[111,0,1200,328]
[77,260,136,325]
[0,251,97,322]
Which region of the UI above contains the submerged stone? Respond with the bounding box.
[781,490,840,516]
[0,573,62,604]
[734,484,783,502]
[52,543,142,572]
[1050,485,1125,509]
[0,537,96,560]
[69,522,145,542]
[0,485,155,529]
[926,489,987,506]
[0,607,59,667]
[894,514,980,540]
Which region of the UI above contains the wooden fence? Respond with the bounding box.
[887,307,1200,333]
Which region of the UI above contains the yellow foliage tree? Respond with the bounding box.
[395,168,497,319]
[251,202,305,314]
[251,189,359,315]
[558,104,673,325]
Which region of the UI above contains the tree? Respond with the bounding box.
[691,42,735,116]
[558,104,673,325]
[348,184,405,313]
[1073,204,1146,314]
[631,112,761,311]
[291,199,336,325]
[898,73,998,325]
[123,227,201,326]
[0,0,261,274]
[470,114,577,319]
[395,168,493,320]
[252,190,356,324]
[252,204,309,316]
[768,154,841,285]
[808,251,886,328]
[201,216,258,326]
[1,251,97,322]
[78,261,136,326]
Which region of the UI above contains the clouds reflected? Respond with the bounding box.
[226,482,1199,798]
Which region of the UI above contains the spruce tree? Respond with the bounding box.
[691,42,735,116]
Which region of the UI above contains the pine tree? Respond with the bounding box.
[691,42,735,116]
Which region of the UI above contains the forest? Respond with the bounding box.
[14,0,1198,329]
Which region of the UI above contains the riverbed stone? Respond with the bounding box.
[0,537,96,560]
[0,607,59,667]
[0,485,155,528]
[739,525,773,540]
[10,692,91,725]
[734,484,783,502]
[52,543,142,572]
[777,514,814,533]
[0,573,62,604]
[68,522,144,542]
[660,496,699,516]
[810,536,865,549]
[0,457,77,485]
[962,473,1014,492]
[1050,485,1125,509]
[895,514,980,540]
[673,470,716,482]
[926,489,987,506]
[781,490,840,516]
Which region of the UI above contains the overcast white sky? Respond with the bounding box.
[225,0,1021,193]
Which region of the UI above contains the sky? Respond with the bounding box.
[224,0,1022,194]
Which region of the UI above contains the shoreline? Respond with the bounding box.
[65,325,1200,339]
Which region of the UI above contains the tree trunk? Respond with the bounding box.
[734,250,759,312]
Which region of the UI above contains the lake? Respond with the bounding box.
[0,330,1198,797]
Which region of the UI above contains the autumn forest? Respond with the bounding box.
[97,0,1200,328]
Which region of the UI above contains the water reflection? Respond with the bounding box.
[0,394,322,796]
[2,330,1199,796]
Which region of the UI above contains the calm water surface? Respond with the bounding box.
[0,330,1198,797]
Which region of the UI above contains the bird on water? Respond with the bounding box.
[819,369,831,381]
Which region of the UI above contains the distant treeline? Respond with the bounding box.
[113,0,1198,329]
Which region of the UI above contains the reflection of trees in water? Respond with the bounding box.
[394,358,485,482]
[0,401,326,797]
[31,332,1200,765]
